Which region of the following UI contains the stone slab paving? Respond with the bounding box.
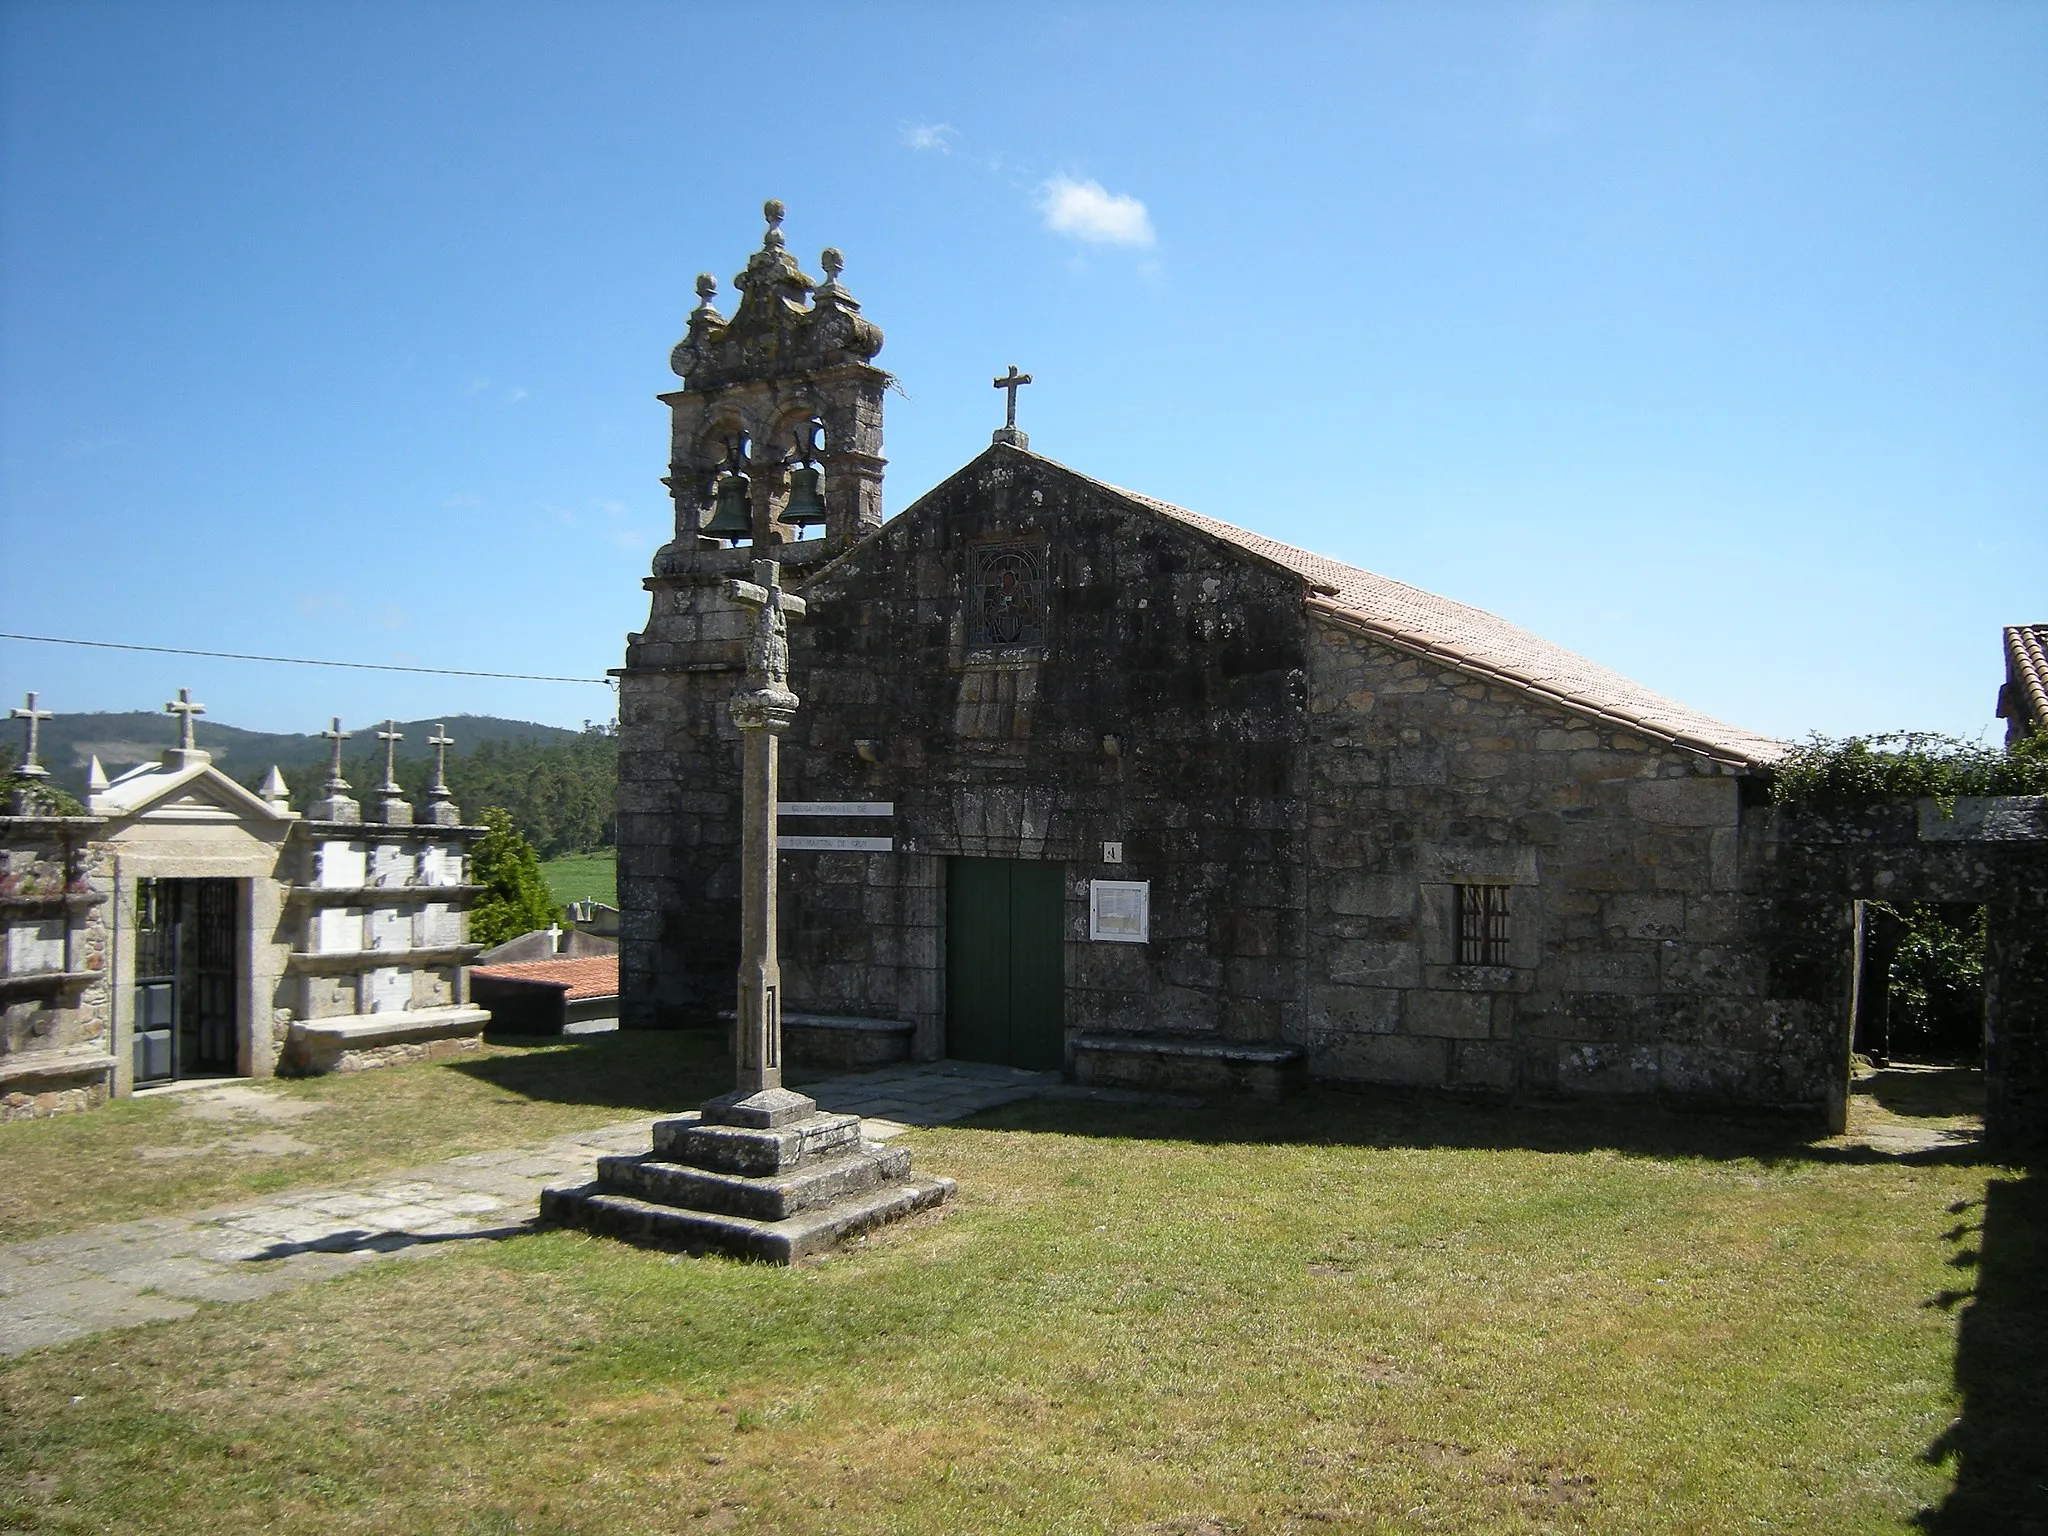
[0,1061,1190,1358]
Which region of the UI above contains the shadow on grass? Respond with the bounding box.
[960,1081,1998,1170]
[1862,1065,1988,1121]
[445,1028,731,1116]
[1918,1165,2048,1534]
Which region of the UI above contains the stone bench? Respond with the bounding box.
[784,1014,916,1073]
[1071,1033,1304,1102]
[283,1006,492,1075]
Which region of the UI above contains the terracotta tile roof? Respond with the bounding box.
[470,956,618,1001]
[2004,624,2048,735]
[1073,465,1788,767]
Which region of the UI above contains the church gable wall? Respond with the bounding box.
[768,454,1315,1053]
[1304,623,1828,1110]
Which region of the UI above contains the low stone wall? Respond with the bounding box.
[2,1076,110,1121]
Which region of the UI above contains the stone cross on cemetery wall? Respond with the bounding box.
[421,723,461,825]
[11,692,53,780]
[372,720,412,826]
[321,719,352,794]
[312,717,363,823]
[722,558,807,1100]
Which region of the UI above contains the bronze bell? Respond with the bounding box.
[781,464,827,531]
[702,472,752,539]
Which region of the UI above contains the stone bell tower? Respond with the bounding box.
[618,202,886,1031]
[652,198,887,568]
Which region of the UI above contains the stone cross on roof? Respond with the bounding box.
[165,688,204,750]
[11,692,53,781]
[163,688,209,768]
[992,364,1032,449]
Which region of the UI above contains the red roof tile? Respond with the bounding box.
[471,956,618,1001]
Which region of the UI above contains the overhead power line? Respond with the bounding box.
[0,633,612,686]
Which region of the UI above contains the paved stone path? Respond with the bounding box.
[0,1060,1168,1358]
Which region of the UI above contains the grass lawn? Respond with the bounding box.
[0,1032,729,1244]
[1,1059,2038,1534]
[540,850,617,909]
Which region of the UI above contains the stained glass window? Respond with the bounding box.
[969,545,1046,649]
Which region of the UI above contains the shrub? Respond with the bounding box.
[1769,730,2048,810]
[468,808,561,948]
[1883,903,1986,1060]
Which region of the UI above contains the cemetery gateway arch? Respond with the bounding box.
[615,203,2048,1147]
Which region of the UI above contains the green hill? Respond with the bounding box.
[28,712,581,798]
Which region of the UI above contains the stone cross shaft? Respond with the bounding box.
[376,721,403,794]
[724,558,807,1096]
[993,364,1032,429]
[165,688,205,751]
[12,692,53,779]
[321,718,352,791]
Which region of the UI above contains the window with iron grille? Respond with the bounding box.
[1456,884,1512,966]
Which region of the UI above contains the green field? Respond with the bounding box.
[540,850,617,908]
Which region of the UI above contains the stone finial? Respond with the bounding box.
[695,272,718,304]
[85,756,108,794]
[310,716,361,823]
[11,692,53,781]
[819,247,844,284]
[259,765,291,812]
[762,198,787,248]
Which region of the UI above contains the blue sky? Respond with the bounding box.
[2,1,2042,747]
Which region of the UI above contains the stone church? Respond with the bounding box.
[616,204,2042,1132]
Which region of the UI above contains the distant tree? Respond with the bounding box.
[468,808,561,947]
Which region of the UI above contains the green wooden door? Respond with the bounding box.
[946,858,1066,1070]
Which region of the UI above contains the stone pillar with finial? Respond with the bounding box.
[708,557,808,1117]
[309,718,362,822]
[543,554,954,1261]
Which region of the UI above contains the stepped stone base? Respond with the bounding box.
[541,1086,954,1264]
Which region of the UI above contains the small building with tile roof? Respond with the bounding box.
[471,955,619,1035]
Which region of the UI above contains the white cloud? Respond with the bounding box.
[1038,176,1156,247]
[901,122,957,153]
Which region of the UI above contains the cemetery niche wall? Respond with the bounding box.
[1,695,490,1119]
[619,204,2047,1147]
